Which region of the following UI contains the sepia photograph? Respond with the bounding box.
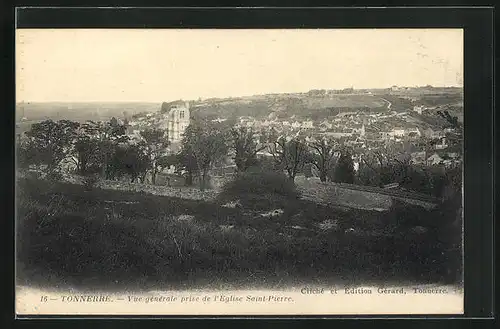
[15,28,464,315]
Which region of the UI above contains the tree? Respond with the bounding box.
[110,144,151,183]
[358,142,414,187]
[268,136,309,182]
[160,102,170,113]
[175,147,198,186]
[16,135,36,170]
[74,137,99,175]
[181,119,229,190]
[437,110,460,128]
[308,137,337,182]
[79,119,128,179]
[24,120,80,173]
[139,128,170,185]
[230,126,266,172]
[334,149,355,184]
[156,154,177,173]
[155,154,177,186]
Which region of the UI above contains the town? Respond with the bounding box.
[15,86,463,292]
[15,27,466,314]
[109,85,462,195]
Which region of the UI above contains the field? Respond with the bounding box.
[16,102,160,122]
[302,94,387,109]
[16,177,462,292]
[192,94,391,121]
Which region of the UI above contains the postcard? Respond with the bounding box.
[15,28,464,316]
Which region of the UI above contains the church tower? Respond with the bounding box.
[167,101,190,143]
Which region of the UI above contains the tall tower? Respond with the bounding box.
[167,102,190,143]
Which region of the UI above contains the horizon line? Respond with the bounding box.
[16,85,464,104]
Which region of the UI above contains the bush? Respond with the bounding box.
[83,174,99,191]
[383,196,462,283]
[333,152,355,184]
[217,170,300,211]
[45,170,63,182]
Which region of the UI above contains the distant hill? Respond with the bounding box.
[16,87,463,125]
[16,102,161,123]
[190,93,391,121]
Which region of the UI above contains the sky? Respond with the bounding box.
[16,29,463,102]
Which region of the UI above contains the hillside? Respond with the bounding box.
[16,87,463,126]
[190,93,391,121]
[17,177,461,291]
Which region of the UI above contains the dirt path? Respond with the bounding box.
[379,97,392,109]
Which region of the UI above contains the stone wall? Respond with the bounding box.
[96,180,218,201]
[297,181,393,211]
[52,173,218,201]
[209,175,235,190]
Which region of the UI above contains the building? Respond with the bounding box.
[413,105,425,114]
[319,121,333,131]
[406,127,422,138]
[427,153,444,166]
[163,102,190,143]
[434,138,448,150]
[301,121,314,129]
[323,132,352,139]
[352,123,366,137]
[389,128,406,138]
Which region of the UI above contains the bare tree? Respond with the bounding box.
[268,136,309,182]
[139,128,170,185]
[181,119,229,190]
[308,137,337,182]
[230,126,266,172]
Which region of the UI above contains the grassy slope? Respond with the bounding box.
[16,178,462,292]
[192,94,390,120]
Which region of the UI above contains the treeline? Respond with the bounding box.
[16,114,462,199]
[17,118,174,185]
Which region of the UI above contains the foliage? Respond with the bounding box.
[17,177,462,290]
[436,110,461,131]
[156,154,177,172]
[333,149,355,184]
[230,126,266,172]
[77,119,129,178]
[16,137,36,169]
[175,147,198,186]
[217,170,300,211]
[303,162,313,178]
[74,137,101,175]
[23,120,80,172]
[108,144,151,182]
[139,128,170,185]
[82,174,99,191]
[180,119,229,190]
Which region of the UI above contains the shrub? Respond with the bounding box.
[333,151,355,184]
[217,170,300,211]
[45,170,63,182]
[383,196,462,283]
[83,174,99,191]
